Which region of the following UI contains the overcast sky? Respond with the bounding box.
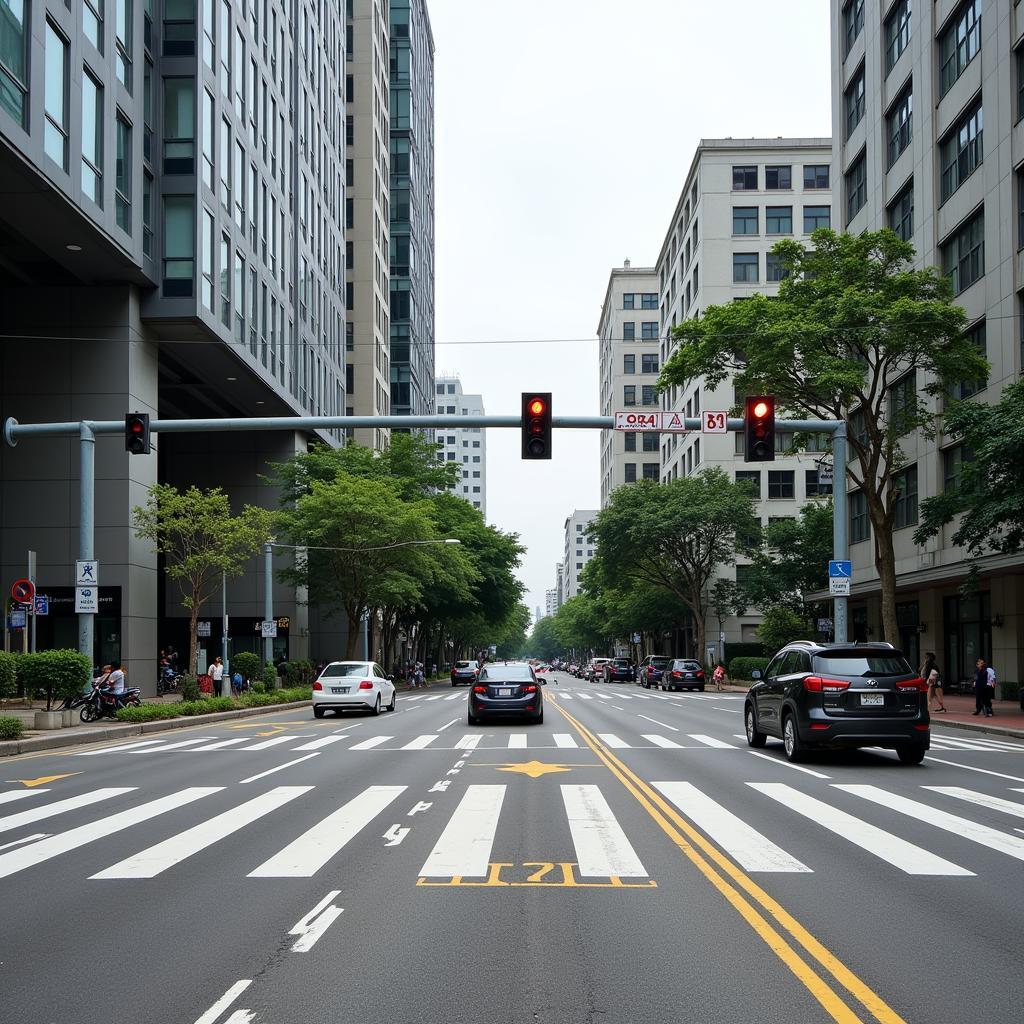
[428,0,833,624]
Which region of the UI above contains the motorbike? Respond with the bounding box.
[80,682,142,722]
[156,665,183,696]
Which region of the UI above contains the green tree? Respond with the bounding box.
[527,615,561,661]
[915,379,1024,571]
[756,607,807,658]
[659,229,985,647]
[134,485,271,674]
[552,594,612,657]
[587,469,760,663]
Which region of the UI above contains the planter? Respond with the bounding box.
[61,708,79,727]
[34,710,63,730]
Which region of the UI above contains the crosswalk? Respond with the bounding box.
[399,690,746,703]
[4,777,1024,885]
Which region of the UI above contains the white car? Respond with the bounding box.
[312,661,396,717]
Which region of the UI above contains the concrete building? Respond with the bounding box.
[344,0,390,450]
[388,0,435,422]
[562,511,597,602]
[597,261,661,507]
[829,0,1024,679]
[434,374,486,515]
[0,0,363,684]
[555,562,564,610]
[656,138,834,653]
[544,590,558,618]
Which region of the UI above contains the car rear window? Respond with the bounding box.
[613,659,631,667]
[675,660,701,670]
[320,663,371,677]
[480,664,533,681]
[648,657,672,668]
[455,661,476,669]
[812,653,912,676]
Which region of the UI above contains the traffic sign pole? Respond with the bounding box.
[832,420,848,644]
[28,550,36,654]
[78,423,95,668]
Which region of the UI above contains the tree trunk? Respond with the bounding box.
[875,531,899,647]
[694,611,706,669]
[189,599,200,676]
[345,609,360,659]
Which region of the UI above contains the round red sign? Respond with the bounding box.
[11,578,35,604]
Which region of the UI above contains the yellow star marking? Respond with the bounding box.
[493,760,574,779]
[9,773,82,788]
[226,723,288,734]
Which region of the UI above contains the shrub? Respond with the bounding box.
[178,675,201,702]
[0,716,24,740]
[756,607,808,660]
[729,656,771,680]
[262,661,278,689]
[0,651,18,700]
[19,650,92,710]
[231,651,262,683]
[116,704,179,722]
[251,681,267,694]
[285,659,314,686]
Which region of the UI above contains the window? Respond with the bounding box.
[623,293,635,309]
[84,0,103,52]
[733,253,758,283]
[805,469,833,498]
[115,114,131,232]
[888,181,914,241]
[885,0,911,74]
[943,444,973,493]
[641,322,658,340]
[201,208,214,309]
[732,166,758,190]
[733,207,758,234]
[163,77,195,173]
[939,0,980,96]
[846,151,867,223]
[624,433,636,452]
[142,172,152,256]
[642,463,659,480]
[622,321,635,341]
[81,70,103,204]
[623,385,636,406]
[767,471,795,499]
[642,431,659,452]
[641,353,658,373]
[1018,47,1024,123]
[804,165,829,190]
[115,0,132,89]
[886,85,912,167]
[765,165,791,189]
[218,0,230,96]
[942,209,984,294]
[843,0,864,55]
[850,489,870,543]
[803,205,831,232]
[0,0,27,125]
[201,90,214,188]
[164,0,195,56]
[623,354,635,374]
[43,23,68,170]
[939,102,982,203]
[888,372,916,436]
[891,464,918,529]
[218,116,230,207]
[766,252,787,282]
[143,60,152,160]
[766,206,792,234]
[219,232,230,326]
[953,320,987,399]
[845,65,865,138]
[163,195,194,295]
[624,463,637,483]
[736,470,761,498]
[641,293,658,309]
[641,385,657,406]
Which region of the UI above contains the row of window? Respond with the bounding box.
[732,164,830,191]
[623,292,658,310]
[624,463,660,483]
[732,251,792,284]
[736,469,833,501]
[623,353,659,374]
[732,205,831,236]
[622,321,658,340]
[622,385,658,406]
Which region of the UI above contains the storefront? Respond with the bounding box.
[160,615,291,673]
[943,592,991,687]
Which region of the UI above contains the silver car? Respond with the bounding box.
[312,661,396,717]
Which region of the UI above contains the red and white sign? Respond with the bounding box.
[10,578,34,604]
[702,411,728,433]
[614,411,694,433]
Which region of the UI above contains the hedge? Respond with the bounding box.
[0,651,18,700]
[729,656,771,680]
[19,650,92,710]
[231,651,262,684]
[115,687,311,723]
[0,716,24,740]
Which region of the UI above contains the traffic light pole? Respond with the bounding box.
[78,422,95,665]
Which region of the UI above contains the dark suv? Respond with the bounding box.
[744,641,929,764]
[603,658,636,683]
[638,655,672,688]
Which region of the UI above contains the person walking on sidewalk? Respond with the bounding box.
[921,652,946,713]
[712,663,727,692]
[973,657,996,717]
[209,656,225,697]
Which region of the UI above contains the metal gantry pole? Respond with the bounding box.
[78,423,95,665]
[221,570,230,697]
[263,542,274,665]
[832,420,849,644]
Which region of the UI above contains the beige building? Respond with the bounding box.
[345,0,391,449]
[563,511,597,602]
[830,0,1024,680]
[435,374,487,516]
[656,138,834,654]
[597,262,662,506]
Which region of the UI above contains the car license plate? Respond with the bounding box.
[498,688,513,697]
[331,686,349,695]
[860,693,884,706]
[684,674,694,679]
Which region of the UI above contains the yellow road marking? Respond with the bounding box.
[416,861,657,888]
[493,760,574,778]
[549,695,906,1024]
[8,772,82,787]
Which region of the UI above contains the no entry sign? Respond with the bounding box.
[11,578,35,604]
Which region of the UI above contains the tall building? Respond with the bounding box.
[829,0,1022,677]
[562,511,597,602]
[656,138,834,652]
[0,0,365,683]
[344,0,391,450]
[434,374,486,515]
[555,562,564,609]
[544,590,558,618]
[388,0,435,422]
[597,261,661,507]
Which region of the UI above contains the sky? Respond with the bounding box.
[427,0,833,624]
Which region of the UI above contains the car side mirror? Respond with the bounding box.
[751,670,762,680]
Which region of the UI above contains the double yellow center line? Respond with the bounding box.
[551,697,906,1024]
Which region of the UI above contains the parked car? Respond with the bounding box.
[603,657,636,683]
[585,658,612,682]
[468,661,544,725]
[638,655,673,689]
[743,641,929,764]
[451,660,480,687]
[663,659,705,691]
[313,661,396,717]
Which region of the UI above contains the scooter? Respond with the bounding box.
[80,682,142,722]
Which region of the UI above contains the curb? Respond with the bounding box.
[929,717,1024,740]
[0,700,311,757]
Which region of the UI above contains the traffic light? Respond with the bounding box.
[521,392,552,460]
[125,412,152,455]
[744,396,775,462]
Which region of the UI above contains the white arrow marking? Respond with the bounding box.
[289,890,344,952]
[383,824,410,847]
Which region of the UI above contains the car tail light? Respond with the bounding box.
[523,684,538,693]
[312,681,323,691]
[803,676,851,693]
[473,685,487,694]
[696,670,705,679]
[358,680,373,690]
[810,723,832,730]
[914,723,929,730]
[672,671,682,678]
[896,677,928,692]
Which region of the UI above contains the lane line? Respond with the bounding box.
[553,734,579,748]
[419,785,505,877]
[131,737,217,753]
[291,735,349,751]
[657,781,811,873]
[561,784,647,877]
[637,714,679,733]
[0,790,48,807]
[249,785,406,877]
[402,735,438,750]
[0,832,49,851]
[93,786,313,878]
[507,734,528,749]
[924,757,1024,783]
[349,736,392,750]
[688,734,735,749]
[453,734,481,750]
[238,735,302,751]
[0,788,220,879]
[437,719,459,732]
[192,738,249,751]
[192,980,252,1024]
[596,733,629,749]
[750,783,971,876]
[239,753,320,784]
[644,734,683,749]
[925,786,1024,820]
[0,788,134,834]
[76,739,169,756]
[747,750,831,779]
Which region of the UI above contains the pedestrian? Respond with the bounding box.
[712,663,727,692]
[920,652,946,712]
[231,670,244,696]
[209,655,225,697]
[973,657,996,717]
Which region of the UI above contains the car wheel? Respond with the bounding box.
[698,685,705,692]
[534,710,544,725]
[782,714,807,763]
[468,711,477,725]
[371,695,381,716]
[313,706,325,719]
[745,704,767,748]
[387,690,396,712]
[897,743,926,765]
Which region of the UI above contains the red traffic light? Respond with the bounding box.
[744,395,775,463]
[528,398,546,417]
[125,412,152,455]
[521,393,552,460]
[752,400,770,419]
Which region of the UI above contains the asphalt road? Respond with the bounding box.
[3,671,1024,1024]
